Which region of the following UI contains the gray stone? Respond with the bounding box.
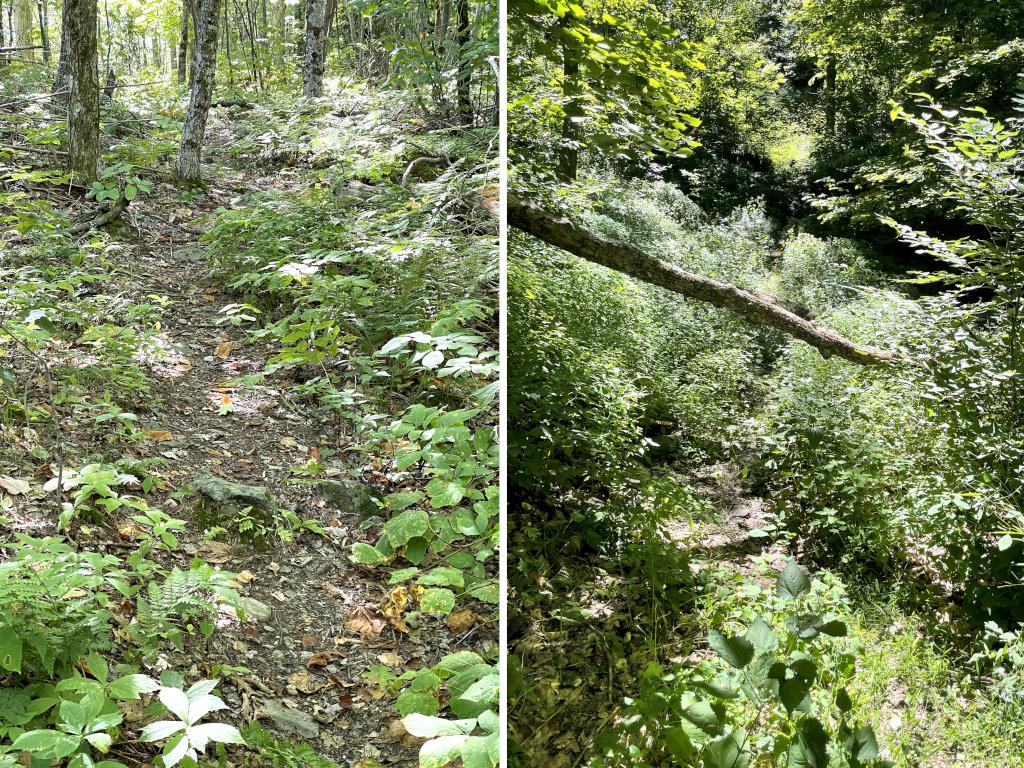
[237,596,272,622]
[318,479,381,518]
[191,474,275,510]
[262,698,320,739]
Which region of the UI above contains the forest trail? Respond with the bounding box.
[21,109,447,766]
[667,464,785,577]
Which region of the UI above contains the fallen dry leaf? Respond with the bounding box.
[0,476,30,495]
[446,608,478,634]
[117,523,142,539]
[288,670,324,694]
[377,652,402,668]
[381,586,411,633]
[345,606,385,638]
[307,650,344,669]
[197,540,233,564]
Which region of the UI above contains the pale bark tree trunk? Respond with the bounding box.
[301,0,329,97]
[176,0,221,182]
[454,0,470,123]
[12,0,35,59]
[65,0,99,185]
[507,195,894,365]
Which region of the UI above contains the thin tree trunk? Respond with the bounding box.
[53,1,70,95]
[66,0,99,184]
[36,0,48,63]
[507,195,894,365]
[557,18,579,181]
[176,0,221,182]
[825,55,837,136]
[177,0,190,84]
[301,0,328,97]
[454,0,470,123]
[224,0,233,87]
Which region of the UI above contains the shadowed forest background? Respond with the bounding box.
[0,0,497,766]
[508,0,1024,766]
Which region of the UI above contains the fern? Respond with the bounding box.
[240,723,341,768]
[0,536,120,676]
[130,560,240,657]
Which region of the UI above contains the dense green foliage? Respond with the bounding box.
[509,0,1024,765]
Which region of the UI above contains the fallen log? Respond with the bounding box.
[507,194,894,366]
[68,192,129,235]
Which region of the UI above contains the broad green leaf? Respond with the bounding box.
[418,567,465,587]
[777,559,811,599]
[351,542,389,565]
[402,713,477,737]
[460,732,499,768]
[419,735,466,768]
[420,588,456,614]
[459,673,499,704]
[12,729,81,758]
[707,629,754,670]
[108,674,160,700]
[384,509,430,547]
[0,627,22,673]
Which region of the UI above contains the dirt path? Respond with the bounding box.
[82,178,425,766]
[667,462,786,578]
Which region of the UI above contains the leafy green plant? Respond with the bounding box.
[129,561,241,658]
[593,561,890,767]
[376,651,499,768]
[139,679,244,768]
[0,536,127,677]
[239,722,341,767]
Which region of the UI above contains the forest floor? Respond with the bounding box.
[0,93,496,767]
[514,457,1024,768]
[669,465,1024,768]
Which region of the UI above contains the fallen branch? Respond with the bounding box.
[401,155,446,186]
[507,194,895,366]
[68,192,129,235]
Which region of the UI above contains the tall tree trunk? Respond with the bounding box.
[301,0,328,97]
[556,19,579,181]
[507,195,894,366]
[36,0,49,63]
[824,55,837,136]
[223,0,233,87]
[53,1,71,95]
[12,0,35,59]
[454,0,470,123]
[66,0,99,185]
[176,0,221,182]
[176,0,190,85]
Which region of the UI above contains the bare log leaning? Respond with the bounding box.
[507,194,894,366]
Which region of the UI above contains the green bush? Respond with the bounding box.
[773,232,878,318]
